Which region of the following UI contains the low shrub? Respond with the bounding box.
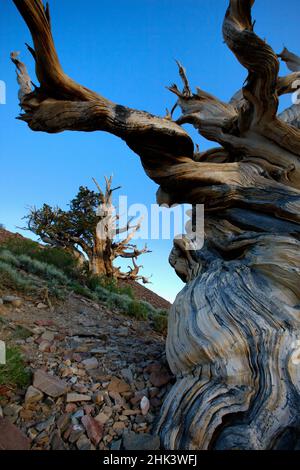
[118,285,135,299]
[139,300,158,316]
[35,247,78,278]
[94,285,111,302]
[0,249,21,267]
[0,243,169,333]
[0,249,70,285]
[0,251,70,299]
[0,261,36,292]
[126,300,148,320]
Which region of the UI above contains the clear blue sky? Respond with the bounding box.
[0,0,299,302]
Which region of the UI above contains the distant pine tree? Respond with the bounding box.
[24,177,150,283]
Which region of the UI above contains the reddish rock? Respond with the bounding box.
[33,369,68,398]
[0,417,30,450]
[81,415,103,446]
[0,385,11,397]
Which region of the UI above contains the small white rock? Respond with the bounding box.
[140,396,150,416]
[37,303,48,310]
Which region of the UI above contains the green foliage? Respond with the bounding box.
[106,291,132,312]
[0,249,70,285]
[68,186,101,242]
[88,275,135,299]
[17,254,70,284]
[12,326,33,341]
[152,312,168,334]
[71,282,98,301]
[139,300,157,316]
[119,285,135,299]
[0,250,69,299]
[0,346,31,390]
[87,275,105,292]
[0,249,21,267]
[94,285,111,302]
[0,245,168,334]
[1,237,40,257]
[1,238,78,278]
[126,300,148,320]
[79,276,168,329]
[23,187,103,263]
[35,247,78,277]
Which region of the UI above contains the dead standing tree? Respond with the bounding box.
[91,176,151,282]
[11,0,300,450]
[25,177,150,282]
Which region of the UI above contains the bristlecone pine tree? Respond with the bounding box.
[11,0,300,450]
[25,177,150,282]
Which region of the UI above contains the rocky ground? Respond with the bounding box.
[0,293,173,450]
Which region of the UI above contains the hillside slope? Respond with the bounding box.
[0,228,171,311]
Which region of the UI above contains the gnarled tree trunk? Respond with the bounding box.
[89,241,112,277]
[11,0,300,449]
